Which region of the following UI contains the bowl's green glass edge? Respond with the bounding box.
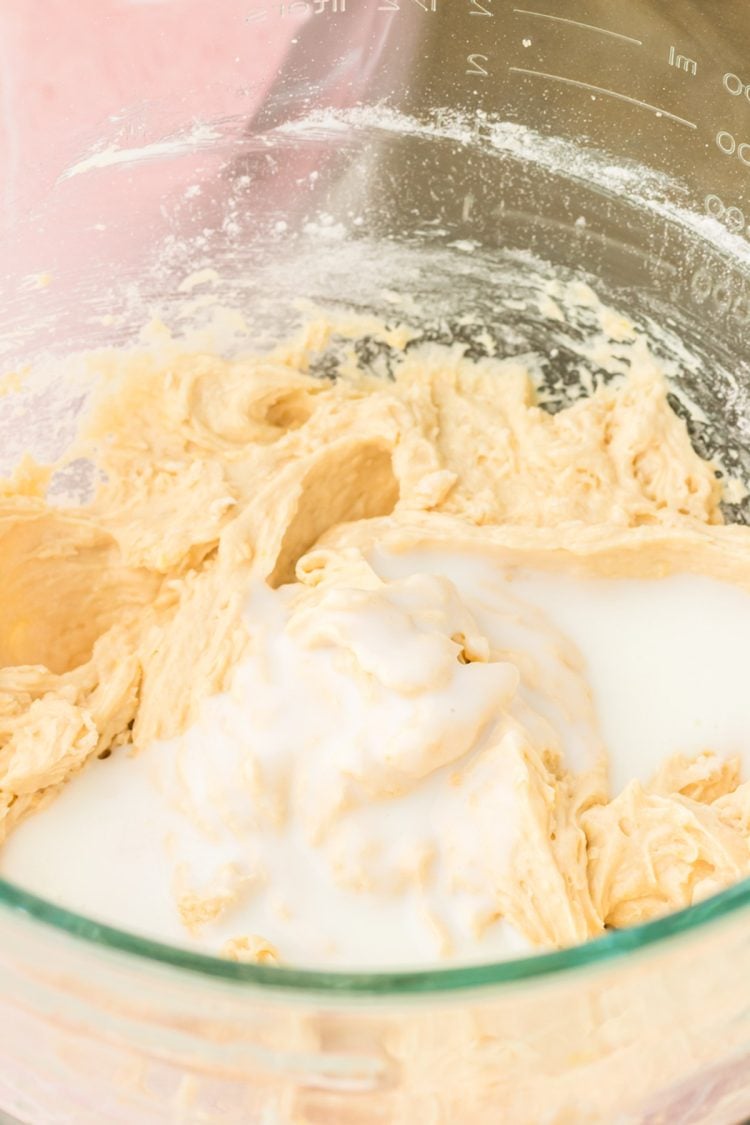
[0,873,749,996]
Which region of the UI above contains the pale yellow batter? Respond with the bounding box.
[1,318,749,952]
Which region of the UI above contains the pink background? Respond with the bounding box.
[0,0,296,226]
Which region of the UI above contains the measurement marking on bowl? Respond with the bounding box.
[512,8,642,46]
[509,68,697,129]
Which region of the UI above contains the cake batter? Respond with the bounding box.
[1,319,749,963]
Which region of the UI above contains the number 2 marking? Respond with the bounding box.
[466,53,489,76]
[469,0,492,15]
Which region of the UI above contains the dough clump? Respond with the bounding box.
[1,319,749,951]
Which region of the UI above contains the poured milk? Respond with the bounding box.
[2,547,750,968]
[373,549,750,795]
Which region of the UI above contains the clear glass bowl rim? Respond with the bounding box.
[1,871,748,996]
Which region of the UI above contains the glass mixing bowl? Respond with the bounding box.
[1,2,750,1122]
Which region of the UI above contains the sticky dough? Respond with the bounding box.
[1,320,749,951]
